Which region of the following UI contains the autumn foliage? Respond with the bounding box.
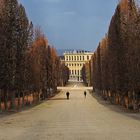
[85,0,140,110]
[81,62,92,86]
[0,0,69,111]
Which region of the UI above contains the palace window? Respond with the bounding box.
[69,56,71,61]
[77,56,79,61]
[80,56,81,61]
[72,70,74,74]
[74,56,76,61]
[78,70,79,75]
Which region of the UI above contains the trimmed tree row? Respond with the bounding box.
[0,0,69,111]
[83,0,140,111]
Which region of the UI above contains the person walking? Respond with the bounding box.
[66,92,70,100]
[84,91,87,98]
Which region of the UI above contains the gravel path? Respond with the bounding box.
[0,82,140,140]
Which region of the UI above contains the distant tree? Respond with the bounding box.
[30,33,48,99]
[81,62,91,86]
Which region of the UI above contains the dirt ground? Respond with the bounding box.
[0,82,140,140]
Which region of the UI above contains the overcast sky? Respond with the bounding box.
[19,0,118,51]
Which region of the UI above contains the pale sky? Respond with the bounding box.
[20,0,118,51]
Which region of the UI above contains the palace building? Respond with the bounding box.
[61,50,94,82]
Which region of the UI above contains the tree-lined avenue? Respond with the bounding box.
[0,82,140,140]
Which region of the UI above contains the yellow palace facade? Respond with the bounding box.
[63,50,93,82]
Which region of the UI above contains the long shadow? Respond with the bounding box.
[0,92,62,118]
[0,98,67,118]
[0,101,45,118]
[48,97,67,101]
[90,91,140,121]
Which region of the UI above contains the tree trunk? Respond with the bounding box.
[38,91,40,102]
[110,92,113,104]
[3,89,8,111]
[0,90,2,112]
[27,94,29,105]
[11,91,15,109]
[18,91,20,109]
[22,92,25,107]
[32,92,35,104]
[132,91,136,110]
